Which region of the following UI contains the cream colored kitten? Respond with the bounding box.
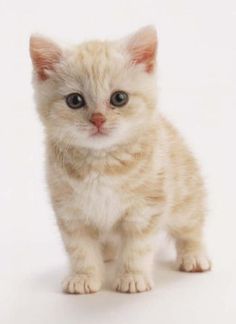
[30,26,211,294]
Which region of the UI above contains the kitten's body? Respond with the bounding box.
[30,27,210,294]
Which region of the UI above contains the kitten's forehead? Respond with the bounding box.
[71,41,125,80]
[61,41,127,100]
[73,41,124,69]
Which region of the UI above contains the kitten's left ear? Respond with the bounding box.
[124,26,157,73]
[29,35,62,81]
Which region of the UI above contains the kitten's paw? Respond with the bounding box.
[62,274,101,294]
[113,273,153,293]
[178,253,211,272]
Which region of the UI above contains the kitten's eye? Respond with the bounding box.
[110,91,129,107]
[66,93,86,109]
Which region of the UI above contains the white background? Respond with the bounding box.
[0,0,236,323]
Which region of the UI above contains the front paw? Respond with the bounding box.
[113,272,153,293]
[63,273,101,294]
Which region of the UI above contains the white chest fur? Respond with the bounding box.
[70,172,123,230]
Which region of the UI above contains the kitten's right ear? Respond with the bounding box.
[29,35,62,81]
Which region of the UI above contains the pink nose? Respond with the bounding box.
[90,113,106,128]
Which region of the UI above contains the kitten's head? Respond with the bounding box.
[30,26,158,150]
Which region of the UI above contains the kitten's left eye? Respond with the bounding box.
[65,93,86,109]
[110,91,129,107]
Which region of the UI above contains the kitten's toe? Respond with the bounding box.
[178,253,211,272]
[114,272,153,293]
[62,273,101,294]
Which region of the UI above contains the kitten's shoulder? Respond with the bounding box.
[159,114,197,166]
[159,115,181,141]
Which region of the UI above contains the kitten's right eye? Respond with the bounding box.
[65,93,86,109]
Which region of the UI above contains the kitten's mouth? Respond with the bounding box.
[90,128,109,137]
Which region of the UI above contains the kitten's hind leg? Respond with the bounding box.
[102,240,118,262]
[168,213,211,272]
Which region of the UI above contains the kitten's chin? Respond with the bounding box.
[52,122,134,150]
[75,123,131,150]
[79,134,121,150]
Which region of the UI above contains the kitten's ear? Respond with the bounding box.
[29,35,62,81]
[125,26,157,73]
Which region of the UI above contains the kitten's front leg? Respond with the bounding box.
[58,218,104,294]
[114,214,158,293]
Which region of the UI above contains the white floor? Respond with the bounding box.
[1,1,236,323]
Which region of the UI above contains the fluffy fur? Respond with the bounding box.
[30,26,211,294]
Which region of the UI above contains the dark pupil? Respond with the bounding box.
[72,95,81,105]
[116,93,125,103]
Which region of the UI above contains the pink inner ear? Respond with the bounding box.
[131,44,157,73]
[30,37,62,81]
[33,52,61,81]
[127,26,157,73]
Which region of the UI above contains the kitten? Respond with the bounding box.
[30,26,211,294]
